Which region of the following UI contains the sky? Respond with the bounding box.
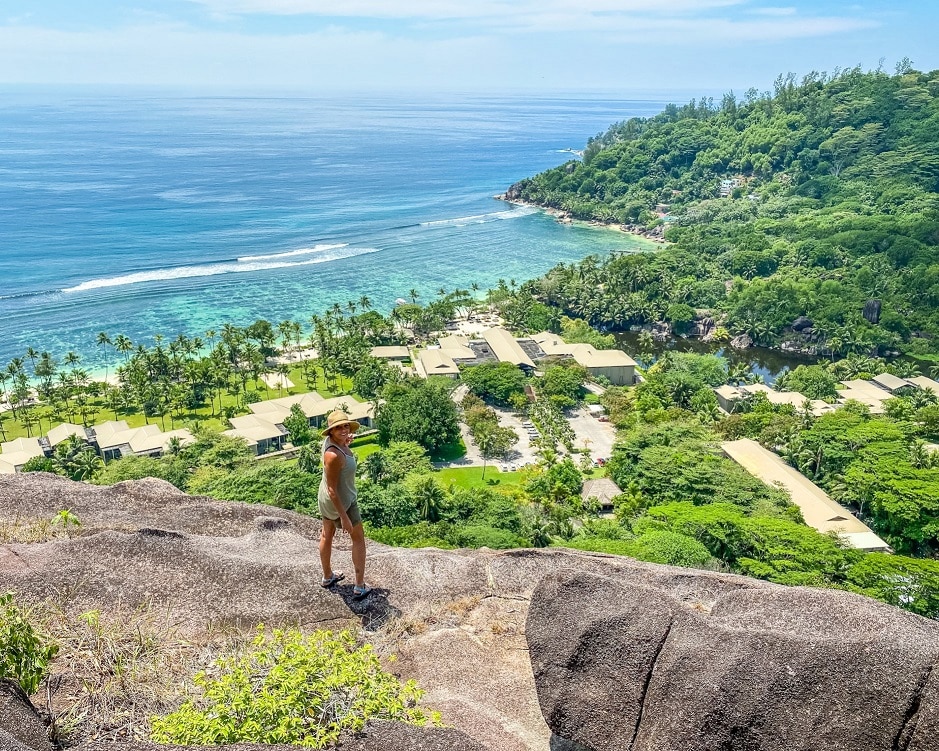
[1,1,937,95]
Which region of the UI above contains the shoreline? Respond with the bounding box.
[494,194,668,246]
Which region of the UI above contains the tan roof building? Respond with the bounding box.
[482,327,536,369]
[837,380,891,413]
[722,438,890,552]
[581,478,623,512]
[437,335,476,361]
[532,331,578,357]
[47,422,89,447]
[250,392,326,424]
[223,414,289,455]
[872,372,910,393]
[92,420,195,461]
[714,384,745,412]
[907,376,939,395]
[370,346,410,360]
[531,331,636,386]
[0,437,45,473]
[249,392,374,428]
[572,346,637,386]
[415,348,460,378]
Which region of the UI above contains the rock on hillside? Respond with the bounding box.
[528,571,939,751]
[3,474,939,751]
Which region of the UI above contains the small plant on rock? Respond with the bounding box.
[0,591,59,695]
[150,626,439,748]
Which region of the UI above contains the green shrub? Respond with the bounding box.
[150,627,438,748]
[0,592,59,695]
[631,530,714,568]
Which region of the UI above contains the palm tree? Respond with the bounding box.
[409,288,419,304]
[359,295,372,312]
[114,334,133,363]
[276,364,290,396]
[24,347,39,373]
[412,475,445,522]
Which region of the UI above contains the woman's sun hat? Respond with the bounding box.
[321,410,361,437]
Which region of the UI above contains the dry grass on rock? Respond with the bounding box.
[32,599,250,748]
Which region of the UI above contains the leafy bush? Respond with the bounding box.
[92,455,191,490]
[630,530,714,567]
[150,627,438,748]
[0,592,59,695]
[191,462,320,512]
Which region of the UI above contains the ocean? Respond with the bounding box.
[0,90,666,370]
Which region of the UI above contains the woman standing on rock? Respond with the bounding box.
[318,410,371,600]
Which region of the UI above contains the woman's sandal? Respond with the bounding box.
[321,572,345,588]
[352,584,372,601]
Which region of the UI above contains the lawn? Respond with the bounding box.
[0,361,360,443]
[436,465,526,490]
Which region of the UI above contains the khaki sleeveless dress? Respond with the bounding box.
[317,436,361,528]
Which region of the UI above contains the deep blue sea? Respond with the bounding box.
[0,90,667,370]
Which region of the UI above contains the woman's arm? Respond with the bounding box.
[323,448,354,529]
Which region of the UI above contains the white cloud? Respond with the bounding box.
[186,0,748,20]
[748,6,798,15]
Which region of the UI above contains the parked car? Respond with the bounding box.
[596,457,607,466]
[598,416,610,422]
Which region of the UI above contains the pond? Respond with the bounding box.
[613,331,820,386]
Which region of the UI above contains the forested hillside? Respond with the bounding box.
[511,63,939,358]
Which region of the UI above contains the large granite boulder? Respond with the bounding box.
[528,571,939,751]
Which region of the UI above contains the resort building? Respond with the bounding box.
[531,332,636,386]
[370,345,410,361]
[437,335,477,362]
[581,478,623,516]
[46,422,91,448]
[742,384,836,416]
[223,414,289,455]
[571,347,637,387]
[713,384,834,416]
[90,420,195,462]
[0,437,45,474]
[414,348,460,379]
[714,384,744,413]
[872,372,911,393]
[482,327,537,372]
[906,376,939,395]
[836,380,892,414]
[248,393,374,429]
[722,438,891,552]
[250,392,324,426]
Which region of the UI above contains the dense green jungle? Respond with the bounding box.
[511,62,939,360]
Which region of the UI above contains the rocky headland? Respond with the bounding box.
[1,474,938,751]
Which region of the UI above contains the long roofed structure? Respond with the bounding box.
[722,438,890,552]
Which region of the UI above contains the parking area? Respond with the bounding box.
[566,406,617,463]
[442,386,616,471]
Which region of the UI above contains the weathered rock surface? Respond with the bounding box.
[1,474,753,751]
[864,298,883,324]
[0,681,51,751]
[528,571,939,751]
[791,315,814,331]
[69,723,488,751]
[729,333,753,349]
[5,474,939,751]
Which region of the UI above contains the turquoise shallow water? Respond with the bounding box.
[0,91,664,369]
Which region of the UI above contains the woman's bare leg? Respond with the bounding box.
[320,519,338,579]
[349,523,367,587]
